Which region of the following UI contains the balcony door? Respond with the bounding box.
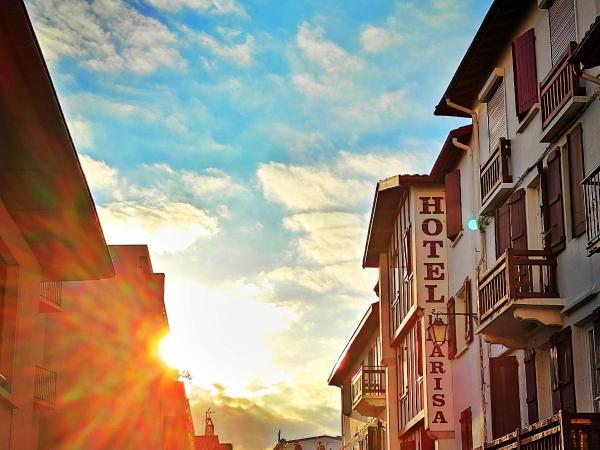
[490,356,521,439]
[550,327,576,414]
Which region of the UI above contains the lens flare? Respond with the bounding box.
[159,334,185,371]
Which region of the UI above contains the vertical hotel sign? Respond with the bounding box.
[413,188,454,437]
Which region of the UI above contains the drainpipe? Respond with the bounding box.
[445,97,488,444]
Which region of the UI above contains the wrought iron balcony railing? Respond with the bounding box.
[583,163,600,255]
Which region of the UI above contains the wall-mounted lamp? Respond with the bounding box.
[427,309,479,345]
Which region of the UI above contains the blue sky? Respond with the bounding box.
[27,0,491,448]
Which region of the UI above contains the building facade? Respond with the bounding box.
[332,0,600,449]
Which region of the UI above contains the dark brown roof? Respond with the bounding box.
[434,0,535,117]
[429,125,473,182]
[0,2,113,280]
[570,15,600,69]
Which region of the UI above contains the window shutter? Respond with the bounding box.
[592,309,600,412]
[445,169,462,240]
[524,349,539,424]
[447,297,457,359]
[490,356,521,439]
[512,29,538,119]
[464,278,473,345]
[488,82,507,150]
[509,189,528,250]
[549,0,576,66]
[543,149,566,254]
[459,408,473,450]
[567,124,586,237]
[496,202,511,258]
[550,327,576,414]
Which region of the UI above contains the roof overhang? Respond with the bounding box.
[328,302,379,387]
[434,0,535,117]
[0,2,113,281]
[570,16,600,70]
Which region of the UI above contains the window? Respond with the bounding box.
[445,169,462,241]
[459,407,473,450]
[524,349,539,424]
[567,124,585,238]
[512,28,538,119]
[550,327,576,413]
[487,81,507,150]
[390,194,413,335]
[448,279,473,360]
[496,189,528,258]
[588,309,600,412]
[549,0,576,66]
[542,148,566,254]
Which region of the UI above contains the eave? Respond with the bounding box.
[570,15,600,70]
[0,2,113,281]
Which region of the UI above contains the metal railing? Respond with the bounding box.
[351,366,385,406]
[478,411,600,450]
[34,366,57,407]
[478,249,558,320]
[40,281,62,309]
[540,42,585,129]
[480,138,511,205]
[583,163,600,255]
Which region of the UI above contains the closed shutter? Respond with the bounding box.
[512,29,538,118]
[447,297,457,359]
[592,309,600,412]
[464,278,473,345]
[524,349,539,424]
[460,408,473,450]
[496,202,511,258]
[509,189,528,250]
[550,327,576,414]
[567,124,586,237]
[549,0,577,66]
[543,149,566,254]
[445,169,462,240]
[488,82,507,150]
[490,356,521,439]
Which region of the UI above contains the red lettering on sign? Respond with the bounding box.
[430,361,446,374]
[419,197,444,214]
[425,285,444,303]
[434,377,443,390]
[430,344,445,358]
[432,393,446,406]
[424,263,445,280]
[432,411,448,424]
[423,240,443,258]
[421,218,443,236]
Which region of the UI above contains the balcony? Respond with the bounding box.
[39,281,62,313]
[477,411,600,450]
[34,366,57,411]
[480,138,512,214]
[477,249,563,348]
[540,42,587,143]
[583,164,600,255]
[351,366,385,417]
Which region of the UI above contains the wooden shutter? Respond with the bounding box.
[445,169,462,240]
[567,124,586,237]
[592,308,600,412]
[464,278,473,345]
[543,149,566,254]
[512,29,538,119]
[550,327,576,414]
[524,349,539,424]
[488,82,507,150]
[460,408,473,450]
[490,356,521,439]
[447,297,457,359]
[509,189,528,250]
[496,202,511,258]
[549,0,576,65]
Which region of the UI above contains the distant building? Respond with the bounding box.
[195,410,234,450]
[273,434,341,450]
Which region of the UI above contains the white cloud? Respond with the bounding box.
[99,201,218,253]
[360,25,402,54]
[271,123,327,155]
[336,150,420,179]
[79,154,120,196]
[199,32,254,67]
[27,0,183,74]
[146,0,248,17]
[257,162,370,212]
[69,117,94,149]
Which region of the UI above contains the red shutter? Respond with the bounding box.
[445,169,462,240]
[543,148,566,254]
[509,189,528,250]
[464,278,473,345]
[524,349,539,424]
[447,297,457,359]
[460,408,473,450]
[550,327,576,414]
[567,124,586,237]
[512,29,538,119]
[490,356,521,438]
[496,202,511,258]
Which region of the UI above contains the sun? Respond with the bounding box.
[158,333,186,371]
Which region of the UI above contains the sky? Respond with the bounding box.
[26,1,490,448]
